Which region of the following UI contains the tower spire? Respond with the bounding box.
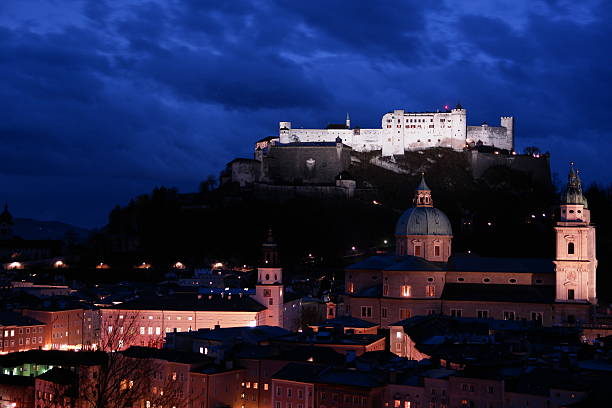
[345,112,350,128]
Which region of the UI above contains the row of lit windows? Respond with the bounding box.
[3,336,43,346]
[113,315,194,321]
[2,327,42,337]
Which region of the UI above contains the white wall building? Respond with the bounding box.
[278,105,513,156]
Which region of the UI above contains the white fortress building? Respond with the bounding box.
[278,104,514,156]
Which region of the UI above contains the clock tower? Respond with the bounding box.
[553,163,597,304]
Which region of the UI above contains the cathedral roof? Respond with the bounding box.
[561,162,588,208]
[347,255,446,272]
[441,283,555,304]
[448,255,554,274]
[347,254,553,274]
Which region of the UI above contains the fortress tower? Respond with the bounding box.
[553,163,597,304]
[253,229,284,327]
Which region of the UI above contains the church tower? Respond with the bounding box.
[395,175,453,262]
[553,163,597,304]
[254,229,284,327]
[0,203,14,239]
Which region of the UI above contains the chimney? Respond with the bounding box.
[214,324,221,330]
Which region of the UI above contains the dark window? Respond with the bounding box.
[568,289,575,300]
[568,242,575,255]
[434,246,440,256]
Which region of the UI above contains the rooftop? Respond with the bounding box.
[168,325,290,343]
[105,293,266,312]
[122,346,213,365]
[0,350,107,368]
[311,316,379,329]
[0,311,44,327]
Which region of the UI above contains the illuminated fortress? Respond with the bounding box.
[279,104,513,156]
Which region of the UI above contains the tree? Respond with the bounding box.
[199,175,217,193]
[524,146,541,155]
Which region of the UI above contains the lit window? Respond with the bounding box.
[401,285,412,297]
[426,285,435,297]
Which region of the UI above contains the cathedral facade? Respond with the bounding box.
[344,165,595,329]
[279,105,513,156]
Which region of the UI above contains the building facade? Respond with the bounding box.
[279,106,513,156]
[344,166,596,333]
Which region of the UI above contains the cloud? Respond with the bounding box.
[0,0,610,226]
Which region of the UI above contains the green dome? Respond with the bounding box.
[395,207,453,236]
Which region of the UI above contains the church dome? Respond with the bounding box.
[395,206,452,236]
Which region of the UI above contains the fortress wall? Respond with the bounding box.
[467,150,551,185]
[467,125,513,150]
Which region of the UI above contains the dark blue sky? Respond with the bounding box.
[2,0,612,228]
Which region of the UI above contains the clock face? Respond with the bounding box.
[567,271,577,281]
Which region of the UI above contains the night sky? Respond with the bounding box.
[2,1,612,228]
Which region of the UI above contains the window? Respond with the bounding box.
[508,278,517,284]
[382,307,388,319]
[457,277,465,282]
[531,312,543,322]
[477,310,489,319]
[450,309,462,317]
[148,327,153,335]
[264,289,271,297]
[401,285,412,297]
[140,327,145,335]
[568,242,575,254]
[414,245,422,256]
[503,311,516,320]
[426,285,435,297]
[568,289,575,300]
[400,308,411,320]
[298,389,303,399]
[482,278,491,283]
[360,306,373,318]
[269,298,274,305]
[348,282,355,293]
[264,384,269,391]
[287,388,292,397]
[488,386,494,393]
[383,284,389,296]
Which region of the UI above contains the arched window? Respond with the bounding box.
[568,242,575,255]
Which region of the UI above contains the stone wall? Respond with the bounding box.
[262,143,352,185]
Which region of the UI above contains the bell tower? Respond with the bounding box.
[254,229,284,327]
[553,163,597,304]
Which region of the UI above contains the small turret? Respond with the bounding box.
[345,112,351,129]
[414,174,433,207]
